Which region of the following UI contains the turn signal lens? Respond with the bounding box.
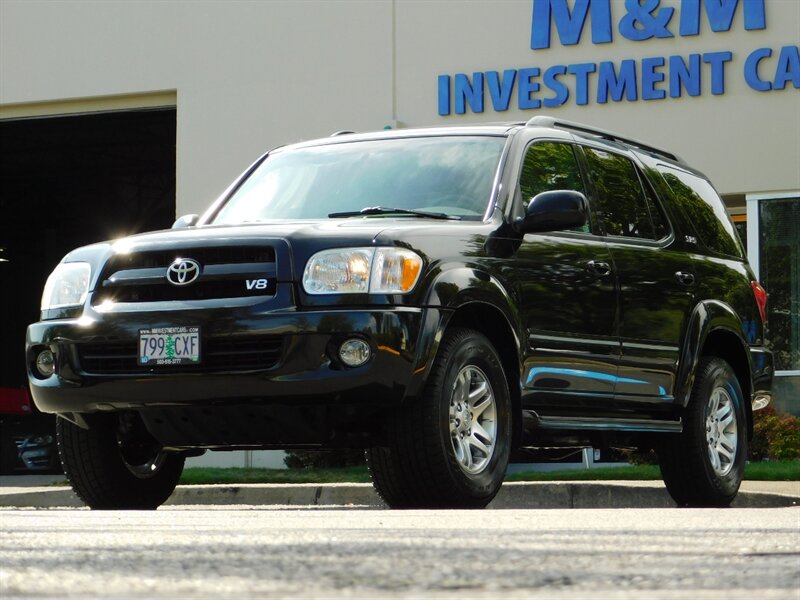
[371,248,423,294]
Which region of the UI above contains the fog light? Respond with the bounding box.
[339,339,371,367]
[35,349,56,377]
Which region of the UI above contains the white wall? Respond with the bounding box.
[1,0,394,215]
[1,0,798,206]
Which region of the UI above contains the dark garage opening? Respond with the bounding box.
[0,108,176,471]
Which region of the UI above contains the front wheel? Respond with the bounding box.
[658,357,748,507]
[367,328,511,508]
[57,413,184,510]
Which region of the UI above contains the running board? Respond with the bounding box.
[532,414,682,433]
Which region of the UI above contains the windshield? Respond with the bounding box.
[211,136,506,223]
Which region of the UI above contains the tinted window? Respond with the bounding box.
[213,136,505,223]
[643,178,670,240]
[519,142,589,233]
[658,166,744,258]
[584,147,663,240]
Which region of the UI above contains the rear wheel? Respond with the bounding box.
[57,412,184,510]
[659,357,747,507]
[366,328,511,508]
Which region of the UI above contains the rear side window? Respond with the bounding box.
[519,142,590,233]
[583,146,667,241]
[658,166,744,258]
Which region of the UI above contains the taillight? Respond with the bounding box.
[751,281,768,324]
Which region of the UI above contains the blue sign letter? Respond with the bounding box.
[454,73,485,114]
[680,0,766,37]
[669,54,702,98]
[531,0,612,49]
[567,63,597,105]
[597,60,638,103]
[543,65,570,107]
[744,48,772,91]
[619,0,674,41]
[641,56,666,100]
[438,75,451,115]
[518,68,542,109]
[487,70,518,111]
[703,51,732,95]
[774,45,800,90]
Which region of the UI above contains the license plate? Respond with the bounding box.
[139,327,200,366]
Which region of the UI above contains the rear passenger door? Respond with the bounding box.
[579,145,693,404]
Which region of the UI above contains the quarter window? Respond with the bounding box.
[658,166,744,258]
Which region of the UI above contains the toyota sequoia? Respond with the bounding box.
[27,117,773,509]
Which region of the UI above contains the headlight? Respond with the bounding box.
[41,262,91,310]
[303,248,423,295]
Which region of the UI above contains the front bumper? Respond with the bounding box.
[27,304,432,418]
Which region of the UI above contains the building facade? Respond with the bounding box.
[2,0,798,419]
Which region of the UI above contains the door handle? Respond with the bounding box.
[675,271,696,286]
[586,260,612,276]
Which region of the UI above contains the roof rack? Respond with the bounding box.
[330,130,355,137]
[525,116,685,165]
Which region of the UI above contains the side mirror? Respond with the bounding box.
[172,214,200,229]
[513,190,588,234]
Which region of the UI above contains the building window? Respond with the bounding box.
[748,192,800,415]
[759,196,800,371]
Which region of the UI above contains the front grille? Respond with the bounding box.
[97,280,277,303]
[93,245,277,304]
[77,336,284,374]
[103,246,275,271]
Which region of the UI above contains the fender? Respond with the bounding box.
[675,300,753,408]
[403,266,524,400]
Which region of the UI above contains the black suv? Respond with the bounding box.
[27,117,773,509]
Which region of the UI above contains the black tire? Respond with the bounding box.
[658,357,748,507]
[57,414,184,510]
[366,328,511,508]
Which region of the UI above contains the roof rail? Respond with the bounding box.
[330,130,355,137]
[525,116,685,164]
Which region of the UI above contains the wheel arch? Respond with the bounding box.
[413,267,525,449]
[446,302,523,450]
[677,300,754,439]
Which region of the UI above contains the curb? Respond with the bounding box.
[1,481,798,509]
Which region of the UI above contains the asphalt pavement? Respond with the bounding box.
[0,474,798,509]
[2,506,798,598]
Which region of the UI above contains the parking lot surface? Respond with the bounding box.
[1,506,798,598]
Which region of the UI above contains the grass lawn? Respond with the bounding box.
[178,460,799,485]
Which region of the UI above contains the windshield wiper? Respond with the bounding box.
[328,206,461,220]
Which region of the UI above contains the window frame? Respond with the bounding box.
[574,142,674,247]
[512,138,603,239]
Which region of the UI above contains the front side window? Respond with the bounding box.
[584,147,663,240]
[212,136,506,223]
[519,142,590,233]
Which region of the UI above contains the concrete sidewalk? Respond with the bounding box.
[1,476,798,509]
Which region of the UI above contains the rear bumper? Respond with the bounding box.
[749,346,774,410]
[26,306,432,417]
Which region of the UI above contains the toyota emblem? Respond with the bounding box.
[166,258,201,286]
